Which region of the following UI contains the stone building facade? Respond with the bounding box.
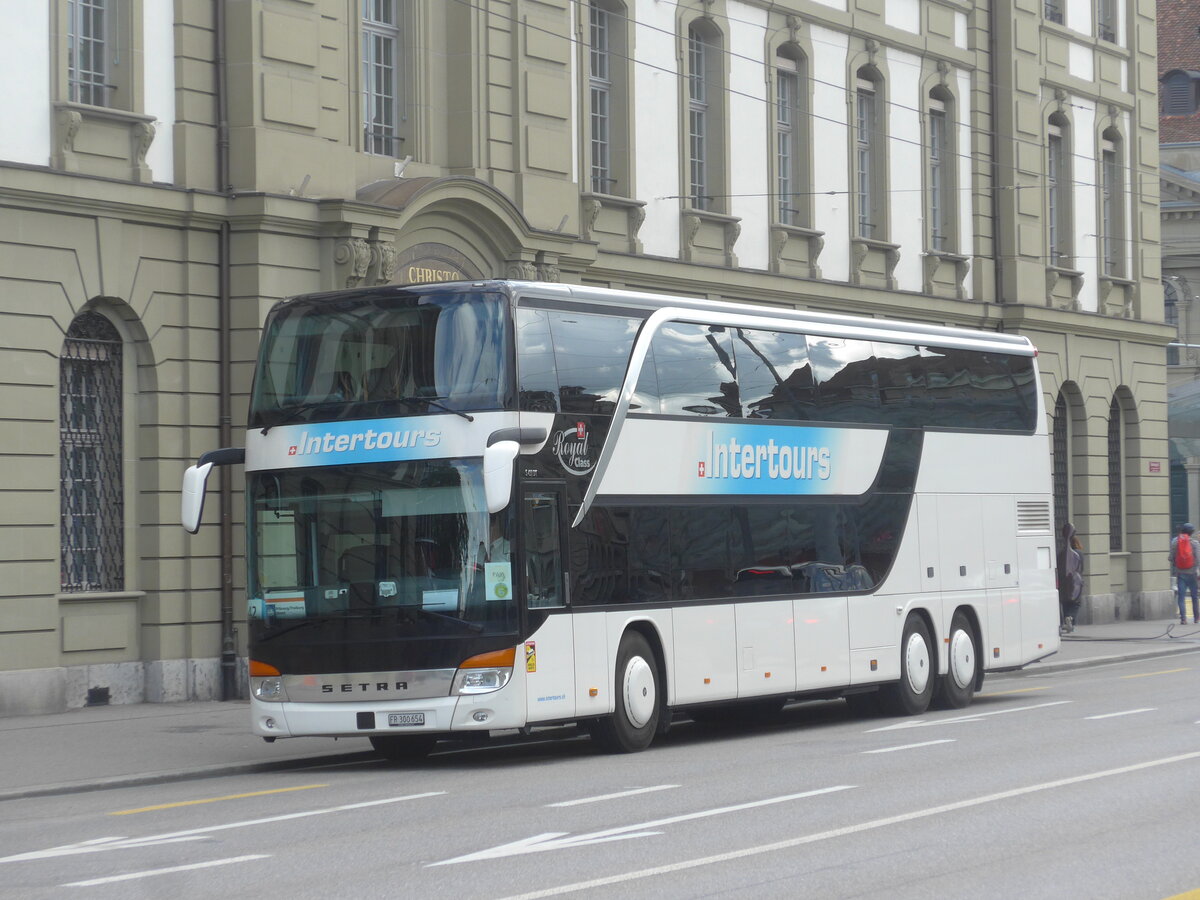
[0,0,1171,715]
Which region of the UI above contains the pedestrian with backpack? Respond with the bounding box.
[1170,523,1200,625]
[1057,522,1085,634]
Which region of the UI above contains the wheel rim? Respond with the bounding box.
[623,655,656,728]
[904,630,931,695]
[948,627,975,690]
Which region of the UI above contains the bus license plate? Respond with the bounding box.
[387,712,425,727]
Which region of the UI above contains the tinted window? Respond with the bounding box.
[735,328,817,420]
[809,337,880,422]
[651,323,740,416]
[547,311,640,414]
[873,342,933,425]
[516,308,559,412]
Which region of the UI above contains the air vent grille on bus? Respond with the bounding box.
[1017,501,1052,533]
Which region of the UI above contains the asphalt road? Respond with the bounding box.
[2,657,1198,900]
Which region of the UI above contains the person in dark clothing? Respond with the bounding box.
[1057,522,1084,634]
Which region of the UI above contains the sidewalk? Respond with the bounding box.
[2,616,1199,803]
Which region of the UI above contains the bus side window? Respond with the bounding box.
[524,492,564,608]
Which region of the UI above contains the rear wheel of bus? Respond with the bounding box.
[880,614,934,716]
[591,631,661,753]
[933,610,978,709]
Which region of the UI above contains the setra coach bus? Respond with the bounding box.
[181,280,1060,759]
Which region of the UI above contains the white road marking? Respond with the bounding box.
[492,751,1200,900]
[548,785,680,807]
[862,739,955,754]
[1084,708,1156,720]
[62,854,269,887]
[430,785,855,865]
[0,792,444,864]
[865,700,1073,732]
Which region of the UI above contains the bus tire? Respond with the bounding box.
[934,611,978,709]
[592,631,660,753]
[369,734,437,762]
[880,615,934,716]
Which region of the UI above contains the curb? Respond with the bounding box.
[0,750,380,804]
[998,641,1200,677]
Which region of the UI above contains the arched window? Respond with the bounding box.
[1052,391,1069,540]
[588,1,630,196]
[1165,279,1180,366]
[775,45,808,227]
[60,311,124,592]
[927,86,957,252]
[685,20,726,212]
[1047,115,1072,266]
[854,67,885,238]
[1107,396,1123,551]
[1100,128,1124,277]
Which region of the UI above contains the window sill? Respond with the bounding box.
[681,209,742,267]
[581,192,647,253]
[57,591,146,603]
[769,223,825,279]
[52,101,157,183]
[850,236,901,289]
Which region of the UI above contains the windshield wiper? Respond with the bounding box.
[260,401,342,434]
[362,396,475,422]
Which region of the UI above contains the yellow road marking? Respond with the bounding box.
[110,784,328,816]
[978,686,1051,697]
[1161,891,1200,900]
[1121,667,1191,679]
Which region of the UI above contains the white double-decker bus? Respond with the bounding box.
[182,280,1059,759]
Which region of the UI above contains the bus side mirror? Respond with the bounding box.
[483,440,520,513]
[181,462,214,534]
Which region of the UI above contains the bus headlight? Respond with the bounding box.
[453,647,516,695]
[252,677,286,701]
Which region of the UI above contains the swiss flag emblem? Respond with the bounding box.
[576,421,585,440]
[288,446,298,456]
[698,461,706,477]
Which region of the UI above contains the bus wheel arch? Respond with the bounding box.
[591,625,665,752]
[934,607,980,709]
[880,611,935,716]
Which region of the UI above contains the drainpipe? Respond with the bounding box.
[215,0,237,701]
[987,0,1006,313]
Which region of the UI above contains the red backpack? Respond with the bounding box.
[1177,536,1195,569]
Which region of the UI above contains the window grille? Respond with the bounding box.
[68,0,109,106]
[1107,398,1123,552]
[590,6,613,194]
[1052,393,1069,542]
[362,0,400,156]
[60,312,124,592]
[688,28,709,210]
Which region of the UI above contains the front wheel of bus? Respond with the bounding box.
[934,611,978,709]
[592,631,660,753]
[369,734,437,762]
[880,615,934,716]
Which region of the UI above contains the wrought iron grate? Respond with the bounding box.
[60,311,124,592]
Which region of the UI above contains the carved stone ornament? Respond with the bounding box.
[505,260,538,280]
[681,212,701,249]
[628,205,646,239]
[370,241,398,285]
[335,238,371,288]
[582,197,602,239]
[850,240,869,282]
[786,14,802,44]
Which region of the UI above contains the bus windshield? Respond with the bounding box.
[250,289,511,429]
[247,459,517,640]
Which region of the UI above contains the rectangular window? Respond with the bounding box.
[590,6,612,194]
[1098,0,1116,42]
[362,0,400,156]
[1108,403,1123,552]
[68,0,109,106]
[688,31,708,210]
[928,102,948,251]
[1044,1,1063,24]
[856,84,877,238]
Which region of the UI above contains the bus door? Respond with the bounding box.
[520,483,576,723]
